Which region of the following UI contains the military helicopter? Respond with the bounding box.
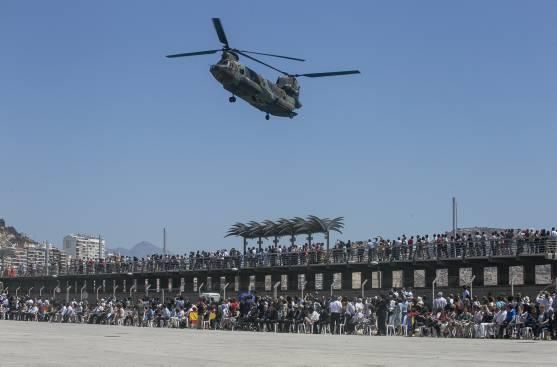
[166,18,360,120]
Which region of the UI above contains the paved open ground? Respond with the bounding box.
[0,321,553,367]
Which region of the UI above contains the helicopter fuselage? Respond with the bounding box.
[167,18,359,119]
[209,56,300,118]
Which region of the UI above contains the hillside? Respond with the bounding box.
[0,218,38,247]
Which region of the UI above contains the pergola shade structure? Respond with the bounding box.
[225,216,344,253]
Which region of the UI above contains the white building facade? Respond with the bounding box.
[63,234,105,260]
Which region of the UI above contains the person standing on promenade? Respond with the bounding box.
[376,295,388,336]
[329,296,342,334]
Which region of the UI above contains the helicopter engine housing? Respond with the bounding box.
[276,76,302,108]
[276,76,300,97]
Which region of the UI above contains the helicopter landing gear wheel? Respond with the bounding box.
[229,96,236,103]
[265,113,270,120]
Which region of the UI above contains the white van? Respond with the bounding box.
[200,292,221,303]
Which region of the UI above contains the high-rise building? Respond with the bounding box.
[1,243,44,271]
[11,246,27,268]
[63,234,105,260]
[26,243,46,269]
[48,246,69,274]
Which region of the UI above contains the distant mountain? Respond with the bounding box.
[108,241,165,257]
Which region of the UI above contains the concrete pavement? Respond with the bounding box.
[0,321,552,367]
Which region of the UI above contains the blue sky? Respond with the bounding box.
[1,1,556,252]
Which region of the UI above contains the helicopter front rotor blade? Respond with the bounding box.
[237,50,305,62]
[166,50,221,58]
[212,18,229,48]
[295,70,361,78]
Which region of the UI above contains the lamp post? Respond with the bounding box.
[80,282,87,301]
[145,284,151,297]
[66,285,72,303]
[98,234,102,261]
[273,281,281,300]
[198,282,205,297]
[301,281,307,300]
[129,284,136,299]
[15,286,21,298]
[45,241,49,276]
[53,280,60,300]
[39,286,45,298]
[432,276,439,310]
[469,275,476,299]
[96,285,102,301]
[27,287,34,297]
[113,285,119,299]
[231,267,240,296]
[223,282,230,301]
[361,279,368,299]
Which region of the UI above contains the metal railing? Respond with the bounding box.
[2,239,556,278]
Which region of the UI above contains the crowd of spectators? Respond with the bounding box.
[1,287,557,340]
[3,227,557,278]
[358,227,557,262]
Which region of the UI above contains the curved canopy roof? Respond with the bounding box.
[225,216,344,239]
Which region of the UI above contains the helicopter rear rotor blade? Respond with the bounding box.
[235,50,289,76]
[236,50,305,62]
[212,18,229,48]
[166,49,221,58]
[294,70,361,78]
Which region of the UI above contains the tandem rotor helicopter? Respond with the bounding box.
[166,18,360,120]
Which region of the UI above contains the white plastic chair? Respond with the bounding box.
[169,317,179,328]
[338,321,346,335]
[386,324,396,336]
[521,327,533,340]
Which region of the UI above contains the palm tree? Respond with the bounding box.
[307,215,344,250]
